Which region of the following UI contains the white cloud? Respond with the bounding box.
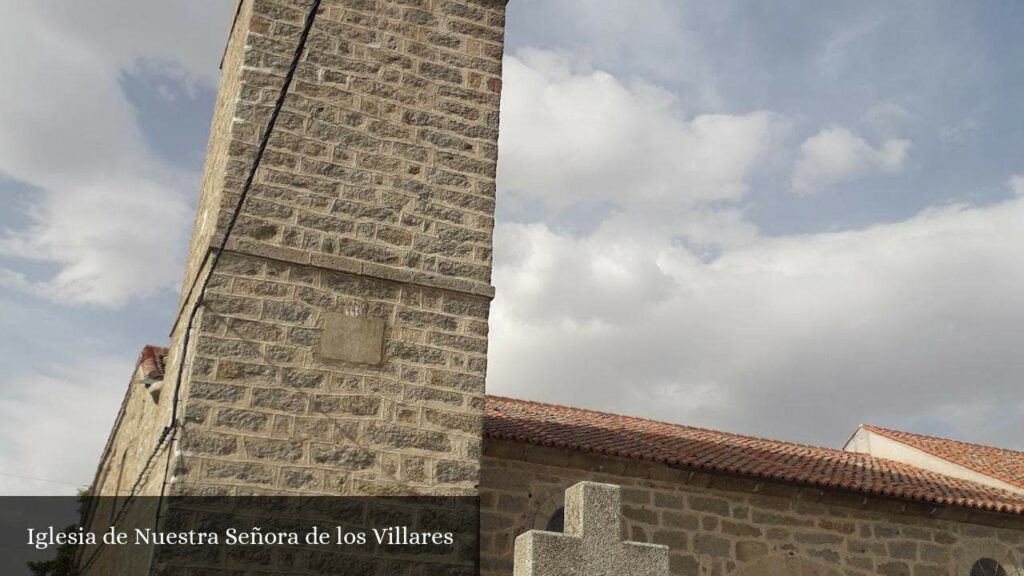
[494,223,677,326]
[508,0,726,109]
[864,102,911,137]
[1,0,1020,484]
[791,126,910,194]
[498,50,788,222]
[492,50,1023,449]
[0,2,231,306]
[816,16,885,77]
[33,1,230,87]
[0,359,129,495]
[0,176,193,304]
[0,268,29,292]
[489,195,1024,447]
[1010,175,1024,197]
[939,117,980,146]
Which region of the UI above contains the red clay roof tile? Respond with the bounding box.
[137,345,168,382]
[140,347,1024,515]
[485,395,1024,516]
[862,424,1024,490]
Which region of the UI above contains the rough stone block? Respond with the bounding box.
[514,482,670,576]
[320,312,385,365]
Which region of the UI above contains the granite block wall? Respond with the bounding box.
[481,441,1024,576]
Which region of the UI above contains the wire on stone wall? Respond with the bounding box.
[76,424,175,575]
[77,1,324,573]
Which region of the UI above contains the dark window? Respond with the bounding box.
[971,559,1007,576]
[545,506,565,533]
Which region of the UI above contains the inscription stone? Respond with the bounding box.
[320,313,385,365]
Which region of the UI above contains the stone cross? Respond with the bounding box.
[514,482,670,576]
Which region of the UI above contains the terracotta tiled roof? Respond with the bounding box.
[862,424,1024,490]
[484,396,1024,516]
[129,348,1024,515]
[137,345,168,383]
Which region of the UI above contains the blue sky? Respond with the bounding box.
[1,0,1022,494]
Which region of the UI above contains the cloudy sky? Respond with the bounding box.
[1,0,1022,494]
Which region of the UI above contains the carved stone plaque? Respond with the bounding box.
[321,313,385,365]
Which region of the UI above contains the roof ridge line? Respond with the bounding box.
[863,423,1024,457]
[486,395,847,455]
[485,397,1024,515]
[862,424,1024,489]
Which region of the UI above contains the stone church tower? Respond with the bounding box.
[171,0,507,495]
[92,0,508,509]
[83,4,1024,576]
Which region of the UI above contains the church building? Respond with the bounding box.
[85,1,1024,575]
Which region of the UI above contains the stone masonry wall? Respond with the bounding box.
[82,0,506,570]
[165,0,507,497]
[178,0,505,311]
[91,371,169,501]
[481,440,1024,576]
[173,251,490,495]
[81,358,180,575]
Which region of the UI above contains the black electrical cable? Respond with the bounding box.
[78,1,323,573]
[165,0,323,464]
[76,425,174,575]
[151,0,323,557]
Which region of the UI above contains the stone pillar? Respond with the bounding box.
[514,482,671,576]
[165,0,507,497]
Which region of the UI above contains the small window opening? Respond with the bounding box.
[545,506,565,533]
[971,558,1007,576]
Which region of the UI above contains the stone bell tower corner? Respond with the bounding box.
[94,0,510,502]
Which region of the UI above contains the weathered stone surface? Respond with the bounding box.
[244,437,304,463]
[320,313,385,365]
[190,381,246,403]
[694,533,731,556]
[204,461,275,486]
[81,2,505,574]
[216,408,270,432]
[367,422,451,453]
[181,433,238,456]
[281,367,326,389]
[735,540,769,562]
[217,360,277,383]
[310,444,376,470]
[309,394,381,417]
[251,388,308,414]
[423,408,480,434]
[484,443,1024,576]
[514,482,670,576]
[436,460,477,483]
